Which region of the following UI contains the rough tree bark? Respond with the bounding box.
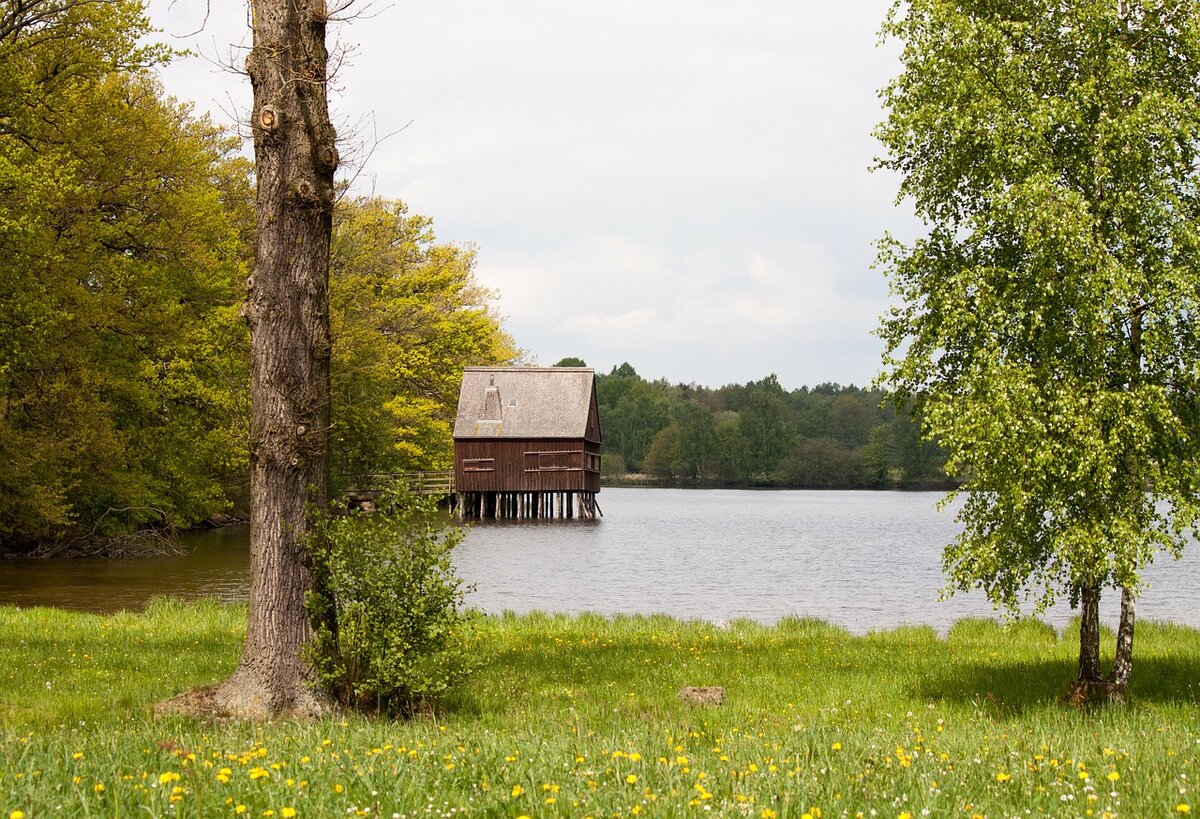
[213,0,339,719]
[1076,584,1103,682]
[1063,583,1108,704]
[1065,583,1134,705]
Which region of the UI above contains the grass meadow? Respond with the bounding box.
[2,598,1199,818]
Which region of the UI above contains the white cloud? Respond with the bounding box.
[146,0,918,388]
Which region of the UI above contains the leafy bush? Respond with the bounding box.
[305,486,479,716]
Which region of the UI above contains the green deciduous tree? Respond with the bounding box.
[643,423,679,481]
[738,377,792,481]
[0,2,248,552]
[670,399,717,480]
[876,0,1200,699]
[329,197,519,480]
[602,376,670,473]
[781,438,866,489]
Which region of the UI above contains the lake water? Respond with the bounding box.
[2,488,1198,634]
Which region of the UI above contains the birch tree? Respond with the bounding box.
[876,0,1200,700]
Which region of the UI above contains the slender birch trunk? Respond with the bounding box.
[1110,585,1135,690]
[1077,584,1103,683]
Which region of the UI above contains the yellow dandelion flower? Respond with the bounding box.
[626,774,638,784]
[1107,771,1119,782]
[762,811,778,819]
[832,742,842,751]
[1177,806,1191,815]
[511,784,525,798]
[995,772,1012,783]
[281,809,296,818]
[235,807,247,816]
[92,783,105,793]
[9,812,25,819]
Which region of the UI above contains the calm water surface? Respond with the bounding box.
[3,488,1198,634]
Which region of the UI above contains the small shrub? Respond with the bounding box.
[305,485,479,716]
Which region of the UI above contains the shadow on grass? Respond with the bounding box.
[910,653,1200,712]
[445,613,855,719]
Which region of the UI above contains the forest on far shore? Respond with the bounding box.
[581,362,951,490]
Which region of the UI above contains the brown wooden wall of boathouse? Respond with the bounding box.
[454,439,602,493]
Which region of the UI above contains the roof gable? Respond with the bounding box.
[453,367,600,441]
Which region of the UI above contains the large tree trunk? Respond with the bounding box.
[214,0,339,719]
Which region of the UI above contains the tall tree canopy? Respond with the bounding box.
[0,1,517,555]
[0,1,249,551]
[876,0,1200,697]
[330,197,519,480]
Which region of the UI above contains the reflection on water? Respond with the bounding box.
[2,488,1198,634]
[0,524,252,612]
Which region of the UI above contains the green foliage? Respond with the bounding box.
[329,198,519,479]
[594,365,950,488]
[642,423,679,480]
[305,487,480,716]
[552,356,587,367]
[781,437,868,488]
[0,2,249,550]
[0,2,518,550]
[876,0,1200,614]
[602,374,671,472]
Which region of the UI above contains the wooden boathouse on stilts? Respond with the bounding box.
[453,367,602,520]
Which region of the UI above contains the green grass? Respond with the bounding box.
[2,600,1199,818]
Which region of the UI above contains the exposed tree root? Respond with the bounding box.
[155,674,337,722]
[1063,678,1128,707]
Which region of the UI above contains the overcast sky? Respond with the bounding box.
[147,0,918,389]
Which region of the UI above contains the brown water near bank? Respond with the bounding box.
[0,524,251,612]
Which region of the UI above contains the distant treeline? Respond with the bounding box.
[590,363,952,490]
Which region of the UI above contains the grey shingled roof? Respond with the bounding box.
[453,367,595,439]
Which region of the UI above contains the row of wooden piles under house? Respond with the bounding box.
[456,489,601,520]
[452,366,603,522]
